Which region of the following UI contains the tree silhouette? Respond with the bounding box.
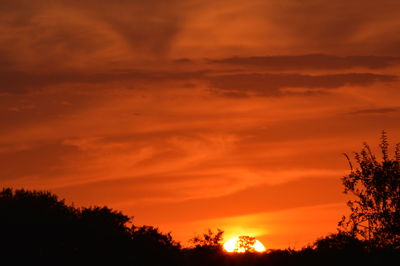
[339,131,400,248]
[234,236,257,253]
[0,188,180,265]
[130,225,181,265]
[313,233,364,251]
[190,229,224,248]
[0,188,81,263]
[185,229,225,266]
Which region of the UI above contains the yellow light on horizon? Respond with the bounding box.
[223,236,266,253]
[253,240,266,252]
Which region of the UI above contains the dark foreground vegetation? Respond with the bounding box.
[1,133,399,265]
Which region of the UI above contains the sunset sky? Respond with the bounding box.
[1,0,400,249]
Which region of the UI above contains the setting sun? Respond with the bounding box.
[223,236,266,253]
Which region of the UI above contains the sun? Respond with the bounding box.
[223,236,266,253]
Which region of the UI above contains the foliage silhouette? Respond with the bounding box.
[190,228,224,248]
[184,229,225,266]
[339,131,400,248]
[313,232,364,251]
[0,188,179,265]
[235,235,257,252]
[130,225,181,265]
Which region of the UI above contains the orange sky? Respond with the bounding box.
[1,0,400,249]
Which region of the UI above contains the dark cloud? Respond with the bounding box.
[208,73,397,97]
[1,0,399,96]
[4,68,395,97]
[0,70,207,94]
[348,107,400,115]
[209,54,400,70]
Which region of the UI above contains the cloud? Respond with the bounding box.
[0,140,79,181]
[256,0,400,55]
[164,0,400,58]
[0,69,207,94]
[348,107,400,115]
[209,54,400,70]
[2,0,400,71]
[207,73,397,97]
[74,0,185,56]
[3,67,395,97]
[0,0,186,71]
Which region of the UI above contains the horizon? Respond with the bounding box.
[1,0,400,250]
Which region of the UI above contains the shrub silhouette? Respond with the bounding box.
[339,132,400,248]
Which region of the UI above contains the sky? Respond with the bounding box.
[1,0,400,249]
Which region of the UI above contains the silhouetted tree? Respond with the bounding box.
[0,188,80,264]
[0,188,180,265]
[190,228,224,248]
[313,233,364,251]
[74,206,134,263]
[185,229,225,266]
[236,236,256,252]
[339,132,400,248]
[130,225,181,265]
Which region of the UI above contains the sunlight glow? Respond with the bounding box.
[223,236,266,253]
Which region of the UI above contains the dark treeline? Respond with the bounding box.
[0,188,400,265]
[1,133,399,265]
[1,187,399,266]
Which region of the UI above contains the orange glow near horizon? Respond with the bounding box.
[223,236,266,253]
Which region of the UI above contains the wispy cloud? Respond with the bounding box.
[208,73,397,97]
[120,177,346,224]
[209,55,400,70]
[348,107,400,115]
